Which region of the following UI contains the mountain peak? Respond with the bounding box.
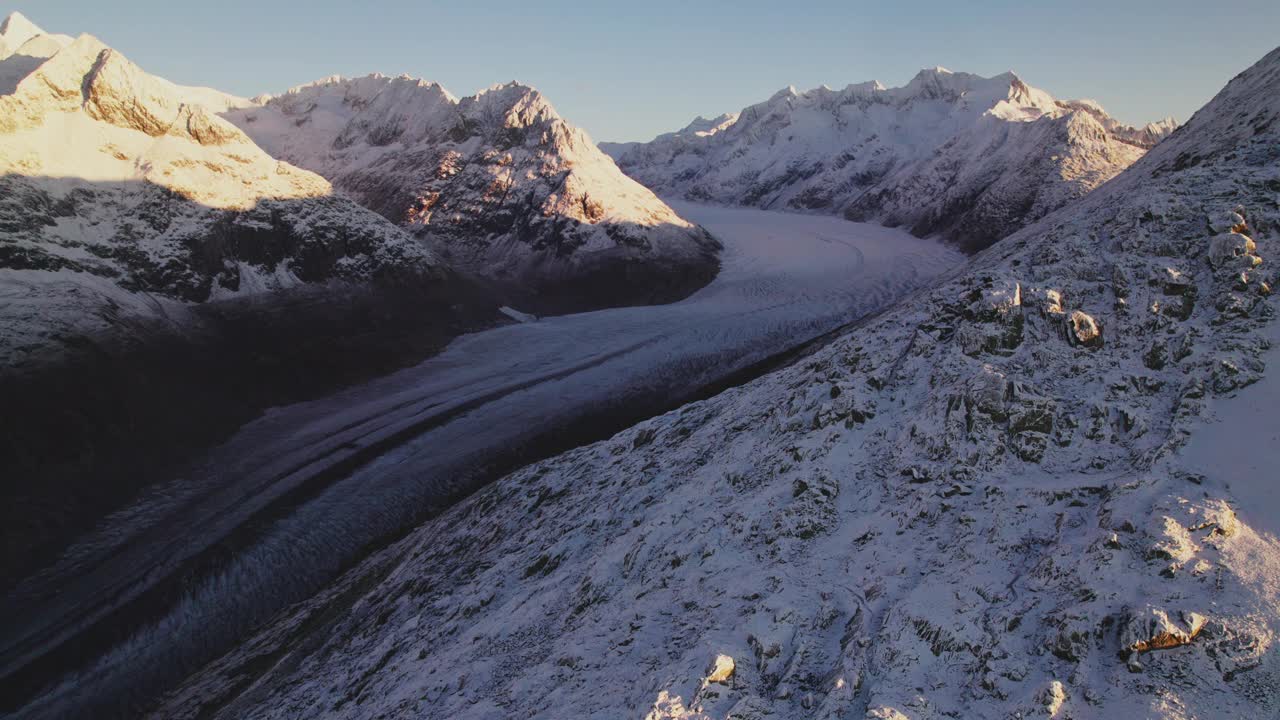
[768,85,799,102]
[1,10,42,41]
[678,112,738,136]
[1144,116,1179,133]
[902,65,981,98]
[0,10,44,57]
[844,80,886,94]
[464,81,561,125]
[608,61,1173,250]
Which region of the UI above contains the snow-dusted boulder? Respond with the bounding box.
[1208,231,1258,268]
[1119,606,1208,658]
[1068,309,1103,347]
[1207,208,1247,234]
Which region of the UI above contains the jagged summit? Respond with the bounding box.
[677,112,739,137]
[769,84,799,101]
[748,68,1052,113]
[461,80,563,129]
[606,66,1176,251]
[843,79,886,94]
[0,33,321,201]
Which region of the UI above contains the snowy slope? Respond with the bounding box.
[157,48,1280,720]
[225,75,721,311]
[603,68,1177,251]
[0,28,441,369]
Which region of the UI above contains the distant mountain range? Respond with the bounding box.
[603,68,1177,251]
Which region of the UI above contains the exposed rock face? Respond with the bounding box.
[155,48,1280,720]
[225,75,721,312]
[604,68,1176,252]
[1068,310,1103,347]
[1120,607,1208,657]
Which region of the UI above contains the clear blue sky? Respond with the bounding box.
[14,1,1280,142]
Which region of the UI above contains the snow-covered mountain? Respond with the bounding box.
[0,26,447,370]
[158,47,1280,720]
[225,75,721,312]
[603,69,1178,251]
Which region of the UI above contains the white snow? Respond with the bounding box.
[0,34,329,205]
[1181,306,1280,539]
[4,12,1278,720]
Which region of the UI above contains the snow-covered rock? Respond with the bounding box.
[605,68,1177,251]
[156,46,1280,720]
[225,75,721,312]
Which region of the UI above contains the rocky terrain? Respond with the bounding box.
[603,68,1177,252]
[155,47,1280,719]
[226,75,721,313]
